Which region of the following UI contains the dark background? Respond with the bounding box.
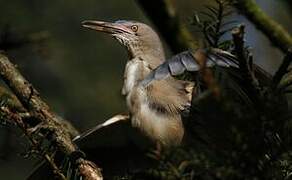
[0,0,291,179]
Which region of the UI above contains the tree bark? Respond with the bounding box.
[0,52,102,179]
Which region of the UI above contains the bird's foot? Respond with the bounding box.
[147,143,162,160]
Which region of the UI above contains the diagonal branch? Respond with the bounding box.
[232,25,261,99]
[0,52,102,179]
[232,0,292,52]
[273,48,292,88]
[0,107,67,179]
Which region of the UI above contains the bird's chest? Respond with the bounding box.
[121,60,184,147]
[122,60,149,96]
[128,88,184,147]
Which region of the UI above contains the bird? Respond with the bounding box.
[28,19,270,179]
[72,20,249,175]
[79,20,194,148]
[77,20,245,149]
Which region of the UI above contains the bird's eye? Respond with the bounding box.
[131,25,138,32]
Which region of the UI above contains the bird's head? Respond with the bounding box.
[82,20,165,65]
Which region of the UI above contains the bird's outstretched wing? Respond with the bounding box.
[140,48,239,87]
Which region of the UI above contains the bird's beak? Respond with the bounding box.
[82,20,132,34]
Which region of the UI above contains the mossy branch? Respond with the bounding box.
[273,48,292,89]
[0,52,102,179]
[232,0,292,52]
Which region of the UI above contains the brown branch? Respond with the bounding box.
[0,52,102,179]
[232,25,261,98]
[136,0,199,53]
[0,107,66,180]
[232,0,292,52]
[192,49,221,99]
[231,25,257,85]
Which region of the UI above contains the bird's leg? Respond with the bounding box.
[154,142,162,159]
[147,142,163,160]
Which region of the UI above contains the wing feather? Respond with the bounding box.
[140,49,239,87]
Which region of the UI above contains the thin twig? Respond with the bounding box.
[214,0,224,47]
[192,49,221,99]
[232,25,261,98]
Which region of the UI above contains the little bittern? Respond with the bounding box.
[28,20,264,179]
[77,20,240,148]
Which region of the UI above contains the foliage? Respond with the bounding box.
[129,52,292,179]
[136,86,292,179]
[128,1,292,179]
[192,0,235,50]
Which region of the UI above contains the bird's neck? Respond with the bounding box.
[121,41,166,94]
[127,44,165,68]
